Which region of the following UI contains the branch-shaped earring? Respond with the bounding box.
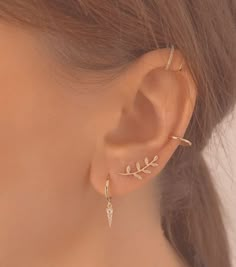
[119,155,159,180]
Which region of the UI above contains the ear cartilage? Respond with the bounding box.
[119,155,159,180]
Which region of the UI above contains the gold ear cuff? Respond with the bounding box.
[170,135,192,146]
[165,44,175,70]
[165,44,184,71]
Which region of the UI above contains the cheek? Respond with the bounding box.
[0,23,96,189]
[0,24,106,262]
[0,69,96,257]
[0,71,93,181]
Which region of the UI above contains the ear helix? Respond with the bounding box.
[118,46,190,181]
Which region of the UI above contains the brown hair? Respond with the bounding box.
[0,1,235,266]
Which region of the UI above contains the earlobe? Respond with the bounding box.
[90,46,196,197]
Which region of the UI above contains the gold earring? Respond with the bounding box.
[170,135,192,147]
[178,61,184,71]
[104,175,113,228]
[165,44,175,70]
[119,155,159,180]
[165,44,184,72]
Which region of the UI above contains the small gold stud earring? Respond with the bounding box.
[170,135,192,146]
[119,155,159,180]
[104,175,113,228]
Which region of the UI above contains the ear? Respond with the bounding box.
[89,48,197,196]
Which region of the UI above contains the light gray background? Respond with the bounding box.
[203,110,236,266]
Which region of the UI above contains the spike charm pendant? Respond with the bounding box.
[119,155,159,180]
[105,176,113,228]
[106,200,113,228]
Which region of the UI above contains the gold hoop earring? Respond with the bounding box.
[165,44,175,70]
[165,44,184,72]
[170,135,192,147]
[178,61,184,71]
[104,175,113,228]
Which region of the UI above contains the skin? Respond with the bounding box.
[0,21,196,267]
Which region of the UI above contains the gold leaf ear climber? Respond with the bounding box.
[119,155,159,180]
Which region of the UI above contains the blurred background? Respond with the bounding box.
[204,109,236,266]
